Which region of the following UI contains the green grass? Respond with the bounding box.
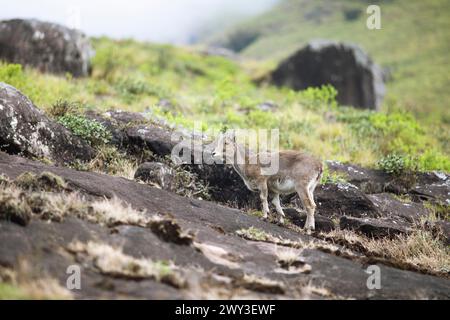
[204,0,450,128]
[0,282,29,299]
[0,35,448,172]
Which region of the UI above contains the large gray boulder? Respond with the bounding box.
[0,19,92,77]
[271,40,385,110]
[0,82,94,163]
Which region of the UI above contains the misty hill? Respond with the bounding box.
[201,0,450,127]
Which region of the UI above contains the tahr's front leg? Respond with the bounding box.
[258,182,270,219]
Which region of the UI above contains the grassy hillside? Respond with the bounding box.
[0,36,449,171]
[203,0,450,127]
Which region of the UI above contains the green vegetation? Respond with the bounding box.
[204,0,450,128]
[423,201,450,222]
[377,153,409,175]
[236,226,271,241]
[0,33,448,172]
[320,165,348,184]
[57,114,111,147]
[0,283,29,300]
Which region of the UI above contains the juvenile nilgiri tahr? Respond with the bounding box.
[212,131,323,231]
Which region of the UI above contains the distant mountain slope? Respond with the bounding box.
[203,0,450,126]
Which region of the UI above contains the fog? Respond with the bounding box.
[0,0,278,44]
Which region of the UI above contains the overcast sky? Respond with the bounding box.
[0,0,278,44]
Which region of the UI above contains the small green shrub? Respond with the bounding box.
[377,154,409,175]
[58,115,111,147]
[298,85,338,110]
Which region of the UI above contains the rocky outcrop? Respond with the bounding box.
[0,19,92,77]
[326,160,392,194]
[85,110,259,208]
[314,183,380,218]
[284,208,336,232]
[340,216,409,239]
[1,152,449,299]
[410,172,450,204]
[271,40,385,110]
[0,83,94,163]
[328,160,450,203]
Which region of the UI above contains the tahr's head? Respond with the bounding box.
[211,131,236,162]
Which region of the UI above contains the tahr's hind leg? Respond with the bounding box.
[271,193,285,224]
[296,184,316,233]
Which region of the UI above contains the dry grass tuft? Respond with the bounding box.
[274,247,311,274]
[1,180,194,246]
[302,282,333,299]
[275,247,301,266]
[85,146,139,180]
[321,228,450,275]
[68,241,186,288]
[90,196,151,227]
[236,274,285,294]
[0,174,10,186]
[0,261,72,300]
[0,187,32,226]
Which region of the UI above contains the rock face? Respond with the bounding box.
[87,110,259,208]
[0,19,92,77]
[284,208,336,232]
[326,160,392,194]
[271,40,385,110]
[1,152,449,299]
[314,183,380,218]
[340,216,409,239]
[0,83,94,163]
